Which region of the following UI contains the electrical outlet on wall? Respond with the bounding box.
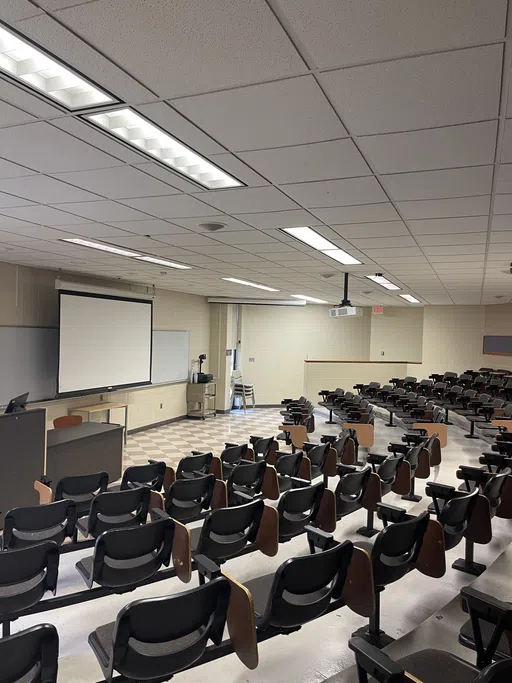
[249,357,255,363]
[381,351,385,356]
[160,403,163,409]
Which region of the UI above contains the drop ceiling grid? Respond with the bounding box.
[0,2,509,302]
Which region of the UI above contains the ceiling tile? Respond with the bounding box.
[107,220,187,236]
[0,205,89,226]
[204,154,269,187]
[167,215,252,232]
[132,163,201,194]
[416,232,487,246]
[104,235,173,251]
[51,167,181,200]
[208,230,280,245]
[381,166,493,201]
[54,0,305,97]
[1,0,44,20]
[52,201,151,222]
[196,187,298,214]
[272,0,506,68]
[311,203,399,224]
[281,176,387,208]
[499,119,512,162]
[0,158,35,180]
[56,223,134,239]
[0,80,63,118]
[320,45,502,135]
[0,226,72,242]
[0,193,33,208]
[0,100,36,127]
[153,233,224,248]
[232,209,319,229]
[173,75,345,151]
[120,195,217,219]
[490,231,512,243]
[398,196,490,219]
[493,194,512,214]
[0,122,121,173]
[0,175,100,204]
[492,215,512,230]
[423,244,485,256]
[360,246,422,258]
[332,221,409,239]
[238,139,370,184]
[496,163,512,193]
[350,236,417,249]
[408,216,489,234]
[358,121,497,174]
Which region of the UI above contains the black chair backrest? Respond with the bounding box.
[195,499,264,562]
[404,376,417,384]
[0,624,59,683]
[164,474,216,522]
[483,468,511,510]
[258,540,354,629]
[307,443,330,476]
[221,444,248,465]
[54,471,109,517]
[277,481,325,542]
[475,660,512,682]
[88,517,174,591]
[276,451,303,478]
[120,461,167,491]
[405,444,423,471]
[439,489,478,551]
[252,437,274,460]
[377,457,402,493]
[332,434,351,461]
[100,577,230,681]
[371,511,430,587]
[335,466,371,518]
[3,499,77,550]
[228,460,266,501]
[0,541,59,620]
[87,486,150,537]
[177,452,213,479]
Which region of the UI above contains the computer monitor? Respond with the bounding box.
[4,392,29,414]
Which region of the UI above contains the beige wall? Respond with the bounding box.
[0,262,210,430]
[481,303,512,370]
[369,307,423,362]
[240,304,371,404]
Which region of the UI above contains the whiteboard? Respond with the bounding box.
[151,330,190,384]
[0,327,58,404]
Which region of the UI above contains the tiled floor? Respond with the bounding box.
[14,407,512,682]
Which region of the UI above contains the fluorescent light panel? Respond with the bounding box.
[62,238,140,258]
[86,109,242,189]
[282,226,361,265]
[222,277,279,292]
[366,275,401,291]
[291,294,328,304]
[400,294,421,303]
[135,255,191,269]
[0,24,114,109]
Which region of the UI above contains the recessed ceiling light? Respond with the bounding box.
[366,274,401,290]
[222,277,279,292]
[61,238,140,257]
[135,255,191,269]
[0,24,114,110]
[85,109,243,189]
[400,294,421,303]
[291,294,328,304]
[322,249,362,265]
[283,226,337,251]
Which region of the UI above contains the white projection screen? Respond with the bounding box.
[58,291,153,395]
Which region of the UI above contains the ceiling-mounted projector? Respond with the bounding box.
[328,272,362,318]
[329,306,362,318]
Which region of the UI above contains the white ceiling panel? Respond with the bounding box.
[359,247,423,258]
[381,166,493,201]
[0,226,73,242]
[238,139,370,184]
[350,235,417,249]
[57,223,134,239]
[0,205,89,225]
[195,187,298,214]
[311,203,399,224]
[232,209,319,230]
[132,164,201,194]
[358,122,497,174]
[54,0,305,97]
[496,164,512,193]
[416,232,487,246]
[107,220,187,236]
[51,201,151,222]
[102,235,174,251]
[320,45,502,135]
[51,167,181,200]
[0,123,121,173]
[423,244,485,256]
[398,196,490,219]
[0,158,35,180]
[207,231,280,245]
[0,193,33,208]
[0,79,64,118]
[428,253,485,262]
[331,221,409,239]
[408,216,489,234]
[1,0,43,20]
[120,195,220,219]
[154,233,225,248]
[281,176,386,208]
[499,119,512,162]
[0,100,36,127]
[167,215,252,233]
[273,0,506,68]
[492,215,512,230]
[493,194,512,214]
[173,76,345,151]
[204,154,269,187]
[0,175,100,204]
[490,231,512,242]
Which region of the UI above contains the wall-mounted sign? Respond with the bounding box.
[373,306,384,314]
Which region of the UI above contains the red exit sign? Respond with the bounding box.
[373,306,384,314]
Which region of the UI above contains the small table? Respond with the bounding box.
[70,402,128,444]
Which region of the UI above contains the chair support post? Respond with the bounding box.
[357,509,380,538]
[452,538,487,576]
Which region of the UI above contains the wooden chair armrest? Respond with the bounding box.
[343,546,375,618]
[261,466,280,501]
[210,456,223,480]
[416,519,446,578]
[362,472,382,512]
[316,488,336,533]
[222,572,258,669]
[34,480,53,505]
[163,466,175,493]
[255,504,278,557]
[211,479,228,509]
[172,520,191,583]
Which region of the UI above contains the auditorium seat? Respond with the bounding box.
[0,624,59,683]
[2,499,77,550]
[227,460,268,505]
[334,464,372,521]
[277,481,336,542]
[357,455,405,537]
[75,486,150,539]
[176,451,214,479]
[110,460,168,492]
[160,473,218,523]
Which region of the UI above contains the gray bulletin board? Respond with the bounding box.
[483,335,512,355]
[151,330,190,384]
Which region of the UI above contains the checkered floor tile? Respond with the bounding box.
[124,408,282,469]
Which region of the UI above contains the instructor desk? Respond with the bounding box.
[46,422,124,486]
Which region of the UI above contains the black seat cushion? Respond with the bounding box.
[459,618,512,659]
[396,649,477,683]
[242,573,274,617]
[76,555,94,582]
